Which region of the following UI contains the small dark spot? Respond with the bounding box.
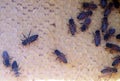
[49,3,55,6]
[50,23,56,27]
[11,0,15,2]
[28,9,33,12]
[22,13,26,15]
[43,7,49,10]
[55,7,59,9]
[5,3,9,5]
[23,6,27,9]
[49,9,54,12]
[17,3,22,6]
[11,18,15,21]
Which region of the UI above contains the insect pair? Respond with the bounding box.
[2,51,20,77]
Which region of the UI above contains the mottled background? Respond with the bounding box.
[0,0,120,81]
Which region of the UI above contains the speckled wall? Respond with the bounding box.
[0,0,120,81]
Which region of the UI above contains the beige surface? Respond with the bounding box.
[0,0,120,81]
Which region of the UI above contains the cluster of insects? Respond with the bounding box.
[1,0,120,79]
[2,51,20,77]
[2,31,39,77]
[68,0,120,77]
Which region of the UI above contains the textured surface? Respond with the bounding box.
[0,0,120,81]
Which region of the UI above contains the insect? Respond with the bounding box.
[112,55,120,66]
[82,2,97,10]
[68,18,76,35]
[2,51,11,67]
[93,30,101,46]
[104,2,113,17]
[77,10,92,20]
[12,61,20,77]
[80,18,91,32]
[83,17,91,25]
[116,34,120,39]
[104,28,115,41]
[22,31,38,45]
[112,0,119,8]
[101,67,117,75]
[106,43,120,52]
[86,10,93,16]
[54,49,67,63]
[80,24,87,32]
[101,16,108,32]
[100,0,107,8]
[82,2,89,9]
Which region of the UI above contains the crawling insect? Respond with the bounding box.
[106,43,120,52]
[12,61,20,77]
[112,55,120,66]
[101,16,108,32]
[54,49,67,63]
[80,18,91,32]
[22,31,38,45]
[100,0,107,8]
[104,2,113,17]
[2,51,11,67]
[104,28,115,41]
[116,34,120,39]
[77,10,92,20]
[101,67,117,75]
[82,2,97,10]
[93,30,101,46]
[68,18,76,35]
[112,0,119,8]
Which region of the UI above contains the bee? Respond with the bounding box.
[54,49,67,63]
[68,18,76,35]
[22,31,38,45]
[12,61,20,77]
[2,51,11,67]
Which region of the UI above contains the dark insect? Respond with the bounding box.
[83,17,91,25]
[80,18,91,32]
[2,51,11,67]
[80,24,88,32]
[100,0,107,8]
[108,2,114,9]
[89,2,97,10]
[106,43,120,52]
[82,2,97,10]
[82,2,89,9]
[22,31,38,45]
[77,11,87,20]
[104,2,113,17]
[104,28,115,41]
[68,18,76,35]
[77,10,92,20]
[101,67,117,74]
[86,10,93,16]
[104,8,111,17]
[112,0,119,8]
[54,49,67,63]
[116,34,120,39]
[12,61,20,76]
[112,55,120,66]
[101,17,108,32]
[93,30,101,46]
